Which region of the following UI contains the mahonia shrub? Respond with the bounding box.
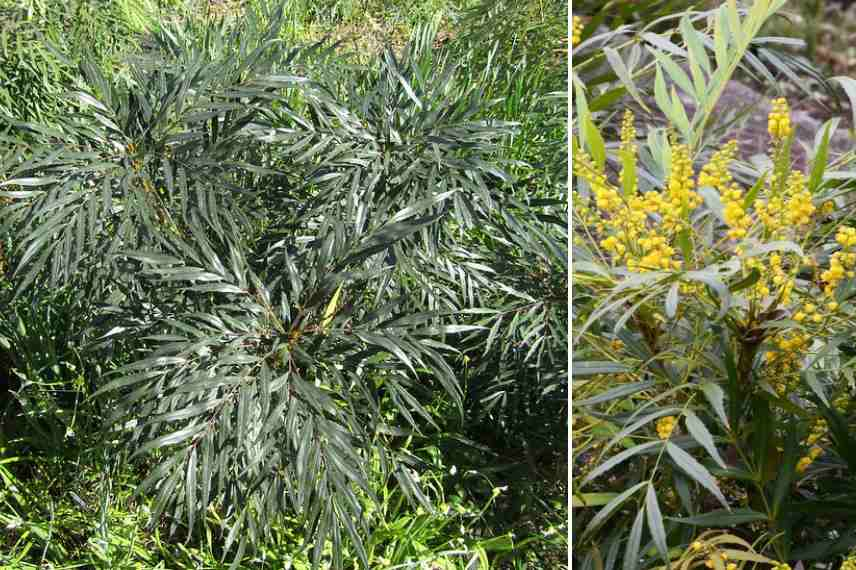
[572,0,856,568]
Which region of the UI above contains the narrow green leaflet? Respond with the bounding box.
[684,410,727,469]
[699,382,730,429]
[581,482,647,540]
[624,507,646,570]
[646,484,670,566]
[584,114,606,170]
[668,508,767,526]
[582,441,664,486]
[574,381,655,406]
[808,120,833,194]
[572,361,631,377]
[603,46,650,112]
[666,442,729,509]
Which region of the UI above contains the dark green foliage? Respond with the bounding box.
[0,1,567,567]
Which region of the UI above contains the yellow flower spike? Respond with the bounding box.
[572,16,583,47]
[784,171,815,227]
[620,110,637,153]
[661,142,702,233]
[768,97,793,139]
[698,140,738,191]
[796,456,813,473]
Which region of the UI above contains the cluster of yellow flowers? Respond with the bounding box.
[821,251,856,296]
[763,331,810,395]
[805,418,827,446]
[700,141,751,240]
[573,113,706,273]
[842,554,856,570]
[816,229,856,297]
[796,445,823,473]
[741,252,797,303]
[573,16,583,47]
[689,542,736,570]
[656,416,677,439]
[575,154,678,271]
[768,97,793,139]
[619,111,638,193]
[793,301,826,323]
[574,99,856,349]
[663,143,703,231]
[754,170,816,237]
[795,419,828,473]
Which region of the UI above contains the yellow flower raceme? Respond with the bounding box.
[797,446,824,473]
[572,16,583,47]
[619,110,638,194]
[698,141,752,240]
[620,109,636,154]
[821,250,856,296]
[784,171,815,227]
[768,97,792,139]
[698,140,738,190]
[722,183,752,239]
[656,416,676,439]
[764,330,810,395]
[573,150,622,213]
[662,143,702,231]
